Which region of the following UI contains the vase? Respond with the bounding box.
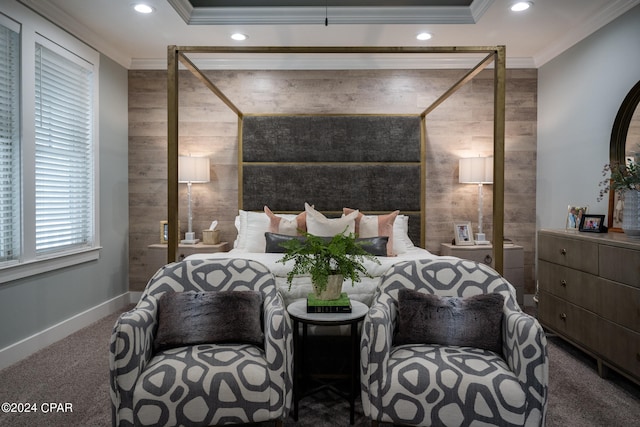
[314,274,344,300]
[622,189,640,237]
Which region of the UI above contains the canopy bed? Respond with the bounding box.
[165,46,507,277]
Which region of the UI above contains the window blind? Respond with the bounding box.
[0,23,20,262]
[35,43,94,254]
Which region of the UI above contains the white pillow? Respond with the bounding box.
[235,209,298,252]
[305,203,357,236]
[393,214,415,253]
[233,215,241,248]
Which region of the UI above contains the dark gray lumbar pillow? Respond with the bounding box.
[264,231,389,256]
[264,232,306,253]
[394,289,505,355]
[154,290,264,353]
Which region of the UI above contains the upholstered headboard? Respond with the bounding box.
[240,115,424,246]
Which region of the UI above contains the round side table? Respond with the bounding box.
[287,299,368,425]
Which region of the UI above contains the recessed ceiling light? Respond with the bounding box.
[416,32,432,41]
[133,3,154,14]
[231,33,248,41]
[511,1,533,12]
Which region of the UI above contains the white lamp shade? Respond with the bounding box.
[459,157,493,184]
[179,156,210,183]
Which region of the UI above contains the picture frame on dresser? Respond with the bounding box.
[453,221,474,245]
[608,189,624,231]
[607,157,634,233]
[566,205,588,230]
[579,214,606,233]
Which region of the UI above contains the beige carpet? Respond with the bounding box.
[0,306,639,426]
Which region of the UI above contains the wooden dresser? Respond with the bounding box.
[537,229,640,385]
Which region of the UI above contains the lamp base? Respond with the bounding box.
[475,233,491,245]
[181,232,199,245]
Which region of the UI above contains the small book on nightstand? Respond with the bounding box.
[307,292,352,313]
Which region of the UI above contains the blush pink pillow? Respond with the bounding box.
[264,206,306,236]
[343,208,399,256]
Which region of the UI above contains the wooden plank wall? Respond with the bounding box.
[128,68,537,294]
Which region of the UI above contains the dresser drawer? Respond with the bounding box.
[600,320,640,379]
[538,260,600,313]
[599,245,640,288]
[537,229,640,385]
[538,233,598,274]
[538,292,599,350]
[599,279,640,333]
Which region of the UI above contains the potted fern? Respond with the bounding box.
[277,231,380,300]
[599,157,640,236]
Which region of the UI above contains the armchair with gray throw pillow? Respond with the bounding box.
[109,259,292,427]
[360,259,548,426]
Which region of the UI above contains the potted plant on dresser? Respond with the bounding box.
[600,156,640,236]
[277,231,381,300]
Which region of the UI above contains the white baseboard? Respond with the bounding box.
[0,292,132,370]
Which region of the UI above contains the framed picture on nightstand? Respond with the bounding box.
[453,221,474,246]
[159,220,180,243]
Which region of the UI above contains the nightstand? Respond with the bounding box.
[146,242,229,279]
[440,243,524,304]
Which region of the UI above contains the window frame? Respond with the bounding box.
[0,3,100,284]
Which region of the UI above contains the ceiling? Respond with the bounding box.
[186,1,474,6]
[16,0,640,70]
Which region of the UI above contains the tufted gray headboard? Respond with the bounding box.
[240,114,424,246]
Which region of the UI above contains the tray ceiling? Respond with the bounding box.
[168,0,487,24]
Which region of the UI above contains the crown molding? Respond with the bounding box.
[167,0,494,25]
[167,0,194,24]
[469,0,494,22]
[533,0,640,67]
[17,0,132,68]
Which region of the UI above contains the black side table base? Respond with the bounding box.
[287,300,368,425]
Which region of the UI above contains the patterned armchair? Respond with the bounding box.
[360,259,548,427]
[109,259,292,427]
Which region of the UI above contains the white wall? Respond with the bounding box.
[537,5,640,230]
[0,53,129,366]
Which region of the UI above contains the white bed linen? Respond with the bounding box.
[185,246,439,308]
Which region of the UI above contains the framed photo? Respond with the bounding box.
[608,190,624,232]
[566,205,588,230]
[453,221,474,245]
[579,214,607,233]
[160,220,180,244]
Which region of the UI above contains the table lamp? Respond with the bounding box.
[179,155,210,244]
[459,156,493,244]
